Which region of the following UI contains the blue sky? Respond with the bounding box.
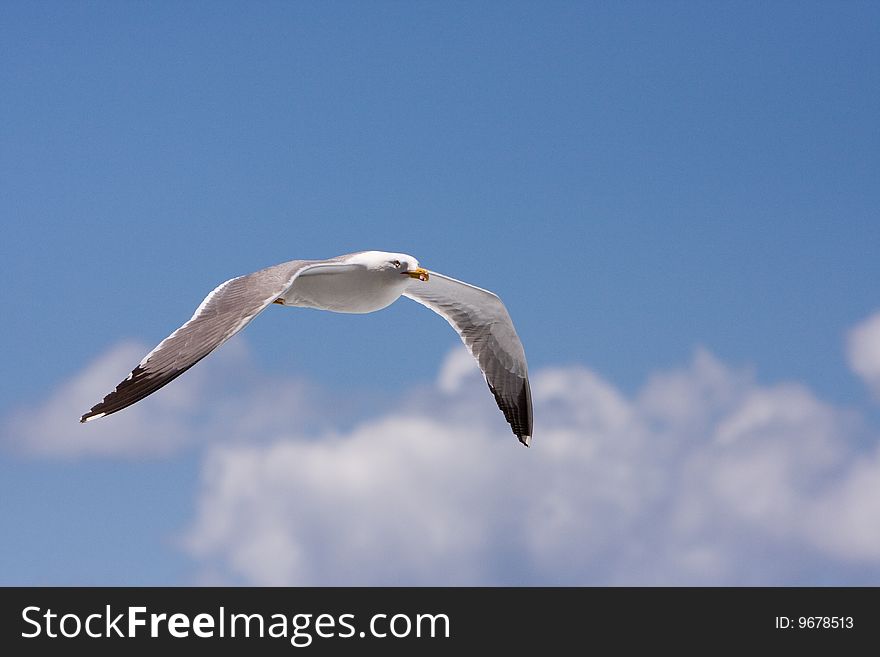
[1,2,879,585]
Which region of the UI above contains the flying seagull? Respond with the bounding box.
[80,251,533,446]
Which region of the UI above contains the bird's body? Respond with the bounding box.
[80,250,533,446]
[279,251,414,313]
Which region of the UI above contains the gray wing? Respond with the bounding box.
[80,260,334,423]
[403,271,533,447]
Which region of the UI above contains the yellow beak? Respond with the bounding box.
[404,267,430,282]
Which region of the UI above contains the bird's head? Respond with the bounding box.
[355,251,429,281]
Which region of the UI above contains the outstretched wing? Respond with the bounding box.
[80,260,336,422]
[403,271,532,446]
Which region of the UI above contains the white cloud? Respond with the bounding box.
[7,321,880,584]
[2,338,339,458]
[180,347,880,585]
[436,347,481,394]
[3,341,202,458]
[848,311,880,398]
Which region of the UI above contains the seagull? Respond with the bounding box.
[80,251,533,446]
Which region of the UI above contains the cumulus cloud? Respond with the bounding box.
[7,321,880,585]
[436,347,481,394]
[848,311,880,398]
[2,339,361,458]
[181,347,880,586]
[3,341,202,458]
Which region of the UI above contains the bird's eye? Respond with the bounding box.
[392,260,401,268]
